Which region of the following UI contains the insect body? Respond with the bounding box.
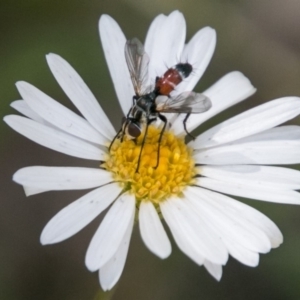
[124,63,194,140]
[112,38,212,172]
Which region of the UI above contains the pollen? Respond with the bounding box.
[103,125,196,204]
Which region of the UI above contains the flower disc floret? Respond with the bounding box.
[104,125,196,203]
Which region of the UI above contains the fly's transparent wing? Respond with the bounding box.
[156,92,212,113]
[125,38,150,96]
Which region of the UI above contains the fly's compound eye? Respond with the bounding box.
[126,121,141,139]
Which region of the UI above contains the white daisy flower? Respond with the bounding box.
[4,10,300,291]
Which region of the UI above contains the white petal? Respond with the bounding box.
[10,100,60,131]
[186,187,272,254]
[99,213,134,291]
[144,14,166,60]
[10,100,44,123]
[139,201,171,259]
[197,177,300,205]
[16,81,106,145]
[187,187,282,249]
[99,14,134,116]
[203,261,222,281]
[4,115,105,160]
[13,166,113,191]
[40,183,122,245]
[23,186,51,196]
[46,53,115,139]
[177,27,216,94]
[160,197,228,265]
[241,125,300,141]
[171,72,256,135]
[160,198,204,266]
[85,193,135,271]
[199,165,300,190]
[222,239,259,267]
[192,97,300,149]
[194,130,300,165]
[146,11,186,82]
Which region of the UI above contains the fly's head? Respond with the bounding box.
[122,116,142,140]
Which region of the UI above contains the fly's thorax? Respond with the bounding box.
[131,106,143,120]
[135,93,156,114]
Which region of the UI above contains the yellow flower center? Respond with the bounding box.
[103,125,196,205]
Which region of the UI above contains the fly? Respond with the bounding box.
[110,38,212,172]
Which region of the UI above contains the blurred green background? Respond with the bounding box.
[1,0,300,299]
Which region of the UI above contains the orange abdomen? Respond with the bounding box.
[155,69,183,95]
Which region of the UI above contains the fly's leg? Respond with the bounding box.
[155,114,167,169]
[120,119,127,142]
[136,122,149,173]
[109,127,123,151]
[120,105,134,143]
[183,113,195,139]
[135,117,156,173]
[110,107,132,150]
